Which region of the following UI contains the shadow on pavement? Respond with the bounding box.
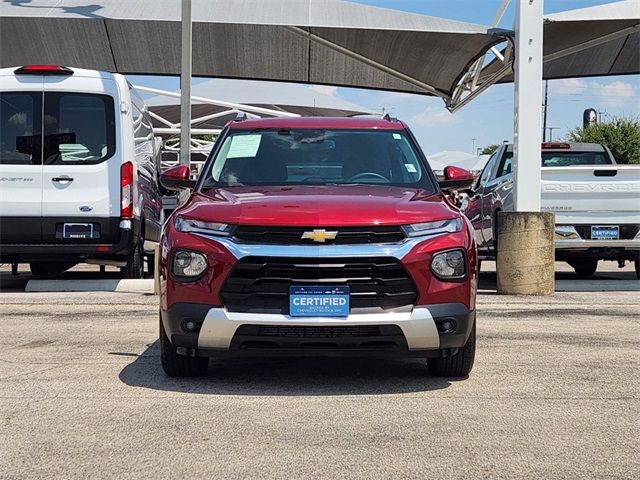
[0,267,148,292]
[478,271,497,293]
[478,266,638,294]
[119,341,454,396]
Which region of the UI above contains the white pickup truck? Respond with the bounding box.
[462,142,640,278]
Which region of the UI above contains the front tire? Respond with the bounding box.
[160,316,208,377]
[635,258,639,280]
[428,322,476,377]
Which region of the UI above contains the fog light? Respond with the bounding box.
[183,320,197,332]
[437,319,456,334]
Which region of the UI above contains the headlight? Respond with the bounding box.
[173,250,208,278]
[430,249,466,280]
[175,217,234,236]
[402,218,462,237]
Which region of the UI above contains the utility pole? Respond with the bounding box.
[597,110,607,123]
[542,80,548,142]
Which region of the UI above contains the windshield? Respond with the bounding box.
[200,129,436,191]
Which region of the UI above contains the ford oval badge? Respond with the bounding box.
[79,206,93,212]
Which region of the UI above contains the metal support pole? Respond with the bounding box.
[497,0,554,296]
[180,0,192,168]
[513,0,543,212]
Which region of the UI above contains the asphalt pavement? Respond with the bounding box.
[0,263,638,479]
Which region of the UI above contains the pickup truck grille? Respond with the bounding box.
[573,224,640,240]
[232,226,405,244]
[220,256,418,314]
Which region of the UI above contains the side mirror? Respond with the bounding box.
[439,166,475,191]
[160,165,196,191]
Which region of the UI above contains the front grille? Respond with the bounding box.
[251,325,383,338]
[233,225,405,245]
[220,256,418,314]
[231,324,406,350]
[572,224,640,240]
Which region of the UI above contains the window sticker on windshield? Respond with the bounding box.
[227,134,262,159]
[393,133,402,140]
[405,164,417,173]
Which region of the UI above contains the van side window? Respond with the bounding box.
[0,92,42,165]
[43,93,115,165]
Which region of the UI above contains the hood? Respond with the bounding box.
[178,185,458,226]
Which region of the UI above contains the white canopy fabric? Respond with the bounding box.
[457,154,490,172]
[0,0,507,106]
[2,0,637,111]
[427,151,489,172]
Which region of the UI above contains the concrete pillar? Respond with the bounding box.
[496,211,555,295]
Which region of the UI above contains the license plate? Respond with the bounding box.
[62,223,93,239]
[289,286,350,317]
[591,226,619,240]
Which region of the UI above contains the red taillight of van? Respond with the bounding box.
[14,65,74,75]
[121,162,134,219]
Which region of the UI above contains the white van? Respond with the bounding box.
[0,65,163,277]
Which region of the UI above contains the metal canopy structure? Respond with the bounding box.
[142,80,371,171]
[0,0,503,110]
[1,0,638,112]
[144,78,373,135]
[458,0,640,111]
[2,0,637,112]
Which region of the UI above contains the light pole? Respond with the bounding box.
[471,138,477,154]
[547,126,559,141]
[542,79,549,141]
[180,0,192,168]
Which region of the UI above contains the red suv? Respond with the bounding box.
[159,116,477,377]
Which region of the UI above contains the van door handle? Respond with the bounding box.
[52,177,74,182]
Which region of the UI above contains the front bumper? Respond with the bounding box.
[554,225,640,260]
[555,239,640,250]
[161,302,475,357]
[555,225,640,250]
[0,219,140,263]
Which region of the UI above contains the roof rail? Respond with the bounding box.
[234,112,248,122]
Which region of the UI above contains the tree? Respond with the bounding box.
[566,116,640,164]
[480,144,499,155]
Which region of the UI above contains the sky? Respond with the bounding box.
[130,0,640,156]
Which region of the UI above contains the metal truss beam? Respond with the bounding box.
[134,85,301,118]
[286,26,451,102]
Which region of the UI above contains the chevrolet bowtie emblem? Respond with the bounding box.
[301,229,338,243]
